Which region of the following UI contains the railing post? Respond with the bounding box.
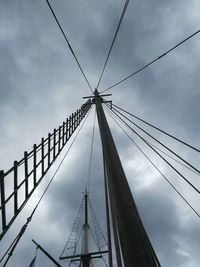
[69,115,72,137]
[66,118,69,142]
[62,121,65,147]
[58,126,61,153]
[53,129,56,160]
[14,161,18,214]
[33,144,37,186]
[48,133,51,167]
[41,138,45,175]
[24,152,29,198]
[0,170,6,231]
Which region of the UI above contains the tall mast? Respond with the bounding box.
[94,89,160,267]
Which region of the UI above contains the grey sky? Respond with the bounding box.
[0,0,200,266]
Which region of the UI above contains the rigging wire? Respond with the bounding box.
[111,106,200,175]
[45,0,93,93]
[0,107,92,267]
[104,104,200,218]
[60,196,85,258]
[89,228,109,267]
[147,141,200,176]
[88,197,108,248]
[103,104,200,194]
[86,109,96,192]
[101,28,200,93]
[102,147,113,267]
[112,103,200,153]
[96,0,129,90]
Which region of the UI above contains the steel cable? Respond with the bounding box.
[96,0,129,89]
[111,106,200,175]
[45,0,93,93]
[104,104,200,218]
[103,104,200,194]
[112,103,200,153]
[101,28,200,93]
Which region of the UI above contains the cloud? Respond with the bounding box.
[0,0,199,267]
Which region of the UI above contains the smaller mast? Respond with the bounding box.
[81,190,91,267]
[60,190,108,266]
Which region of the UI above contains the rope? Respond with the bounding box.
[103,104,200,194]
[0,108,92,266]
[86,109,96,192]
[112,103,200,153]
[45,0,93,93]
[104,104,200,218]
[96,0,129,89]
[111,106,200,175]
[101,28,200,93]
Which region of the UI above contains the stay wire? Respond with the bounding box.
[45,0,93,93]
[60,196,85,257]
[89,228,109,267]
[104,104,200,218]
[86,109,96,192]
[147,141,200,176]
[96,0,129,90]
[88,197,108,247]
[101,28,200,93]
[104,104,200,194]
[0,107,92,267]
[111,106,200,175]
[112,103,200,153]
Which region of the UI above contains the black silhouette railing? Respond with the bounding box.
[0,100,91,240]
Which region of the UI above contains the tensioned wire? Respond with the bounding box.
[107,105,200,194]
[45,0,93,93]
[86,108,97,192]
[103,103,200,218]
[101,28,200,93]
[112,103,200,153]
[96,0,129,90]
[110,105,200,175]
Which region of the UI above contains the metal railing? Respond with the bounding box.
[0,100,91,240]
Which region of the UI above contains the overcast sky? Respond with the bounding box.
[0,0,200,266]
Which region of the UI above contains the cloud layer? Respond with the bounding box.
[0,0,200,266]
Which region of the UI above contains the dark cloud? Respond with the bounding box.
[0,0,199,267]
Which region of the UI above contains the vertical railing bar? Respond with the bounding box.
[24,152,29,198]
[69,115,72,138]
[74,112,77,129]
[58,126,61,153]
[74,112,76,130]
[62,122,65,148]
[78,109,81,125]
[0,170,6,231]
[70,115,73,136]
[72,113,75,132]
[76,111,78,127]
[41,138,44,175]
[48,133,51,167]
[66,118,69,141]
[53,129,56,161]
[13,161,18,214]
[33,144,37,186]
